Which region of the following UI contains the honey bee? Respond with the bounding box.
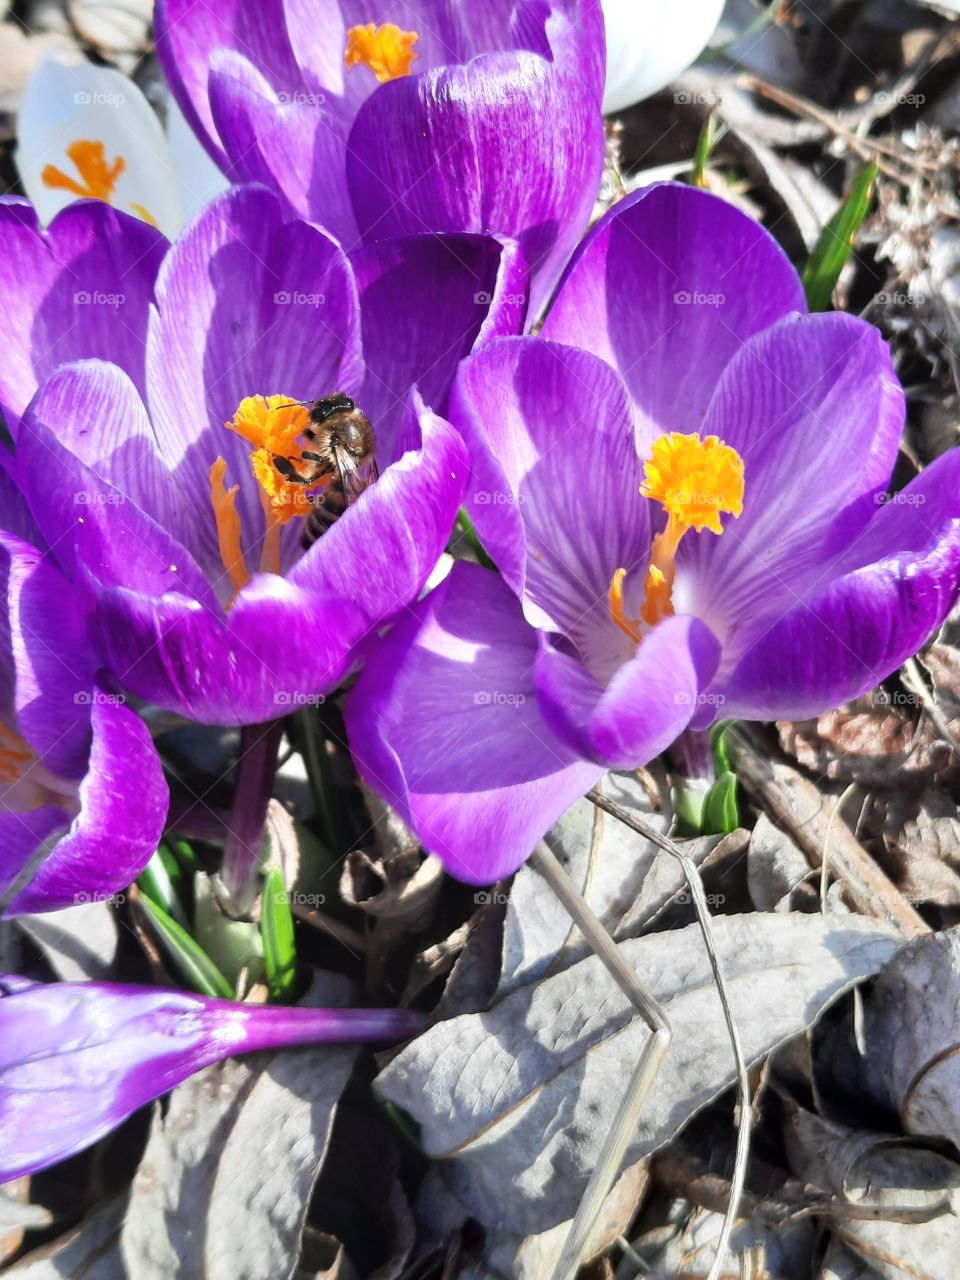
[272,393,379,547]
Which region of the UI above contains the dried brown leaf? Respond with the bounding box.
[339,848,442,923]
[819,1238,884,1280]
[3,1197,126,1278]
[861,927,960,1148]
[748,813,814,912]
[778,699,947,787]
[871,788,960,907]
[920,643,960,728]
[785,1104,960,1280]
[67,0,151,63]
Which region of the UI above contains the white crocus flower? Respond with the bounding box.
[602,0,726,114]
[15,53,227,239]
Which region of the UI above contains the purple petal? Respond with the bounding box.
[534,615,721,768]
[145,184,364,578]
[680,312,905,659]
[18,372,215,606]
[18,360,195,558]
[715,448,960,721]
[91,573,364,726]
[0,531,98,778]
[544,0,606,101]
[208,52,359,242]
[541,183,807,443]
[0,978,421,1181]
[454,0,602,77]
[0,198,166,438]
[154,0,305,167]
[345,561,602,884]
[345,51,604,319]
[281,0,358,92]
[450,338,649,666]
[351,233,527,463]
[0,809,70,906]
[4,692,168,917]
[0,457,46,552]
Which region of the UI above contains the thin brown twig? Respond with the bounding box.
[736,73,941,185]
[290,902,367,955]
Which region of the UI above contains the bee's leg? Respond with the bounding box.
[272,455,310,483]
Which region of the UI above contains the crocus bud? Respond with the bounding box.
[602,0,725,114]
[0,976,422,1183]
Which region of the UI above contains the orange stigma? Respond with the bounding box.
[610,433,744,641]
[210,396,319,600]
[41,138,158,228]
[42,139,124,201]
[345,22,419,82]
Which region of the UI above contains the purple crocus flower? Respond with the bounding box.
[0,475,167,917]
[346,182,960,884]
[0,974,422,1181]
[1,184,525,725]
[153,0,605,317]
[0,197,167,439]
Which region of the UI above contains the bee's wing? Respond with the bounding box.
[334,446,380,507]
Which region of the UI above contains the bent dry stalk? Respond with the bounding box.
[532,794,750,1280]
[529,843,670,1280]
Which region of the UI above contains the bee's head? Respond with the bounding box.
[311,393,355,424]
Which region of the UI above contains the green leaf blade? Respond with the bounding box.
[139,895,235,999]
[261,867,298,1003]
[802,162,878,312]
